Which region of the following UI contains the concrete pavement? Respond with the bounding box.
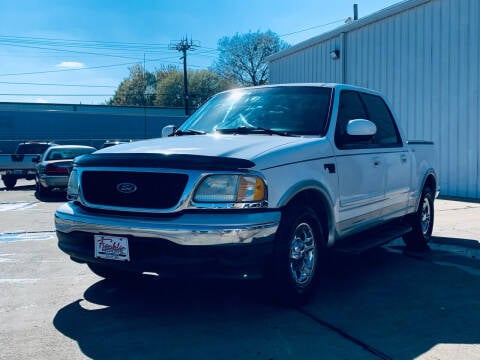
[1,180,480,359]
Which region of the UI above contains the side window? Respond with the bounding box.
[335,91,370,149]
[360,93,402,147]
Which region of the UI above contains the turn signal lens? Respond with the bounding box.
[237,176,265,202]
[66,169,79,200]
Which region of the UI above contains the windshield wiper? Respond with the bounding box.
[216,126,298,137]
[174,128,206,136]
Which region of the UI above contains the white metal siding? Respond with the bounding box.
[270,37,343,84]
[269,0,480,199]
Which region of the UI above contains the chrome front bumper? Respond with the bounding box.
[55,202,281,246]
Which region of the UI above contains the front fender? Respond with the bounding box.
[277,180,337,247]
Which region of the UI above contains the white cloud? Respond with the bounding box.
[56,61,85,69]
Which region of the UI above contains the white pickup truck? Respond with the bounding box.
[55,84,438,303]
[0,142,56,189]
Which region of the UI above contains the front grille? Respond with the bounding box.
[81,171,188,209]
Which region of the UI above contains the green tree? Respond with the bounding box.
[155,69,236,108]
[108,64,156,106]
[154,70,184,108]
[213,30,289,86]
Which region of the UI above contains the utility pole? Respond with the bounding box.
[143,53,147,138]
[169,37,199,116]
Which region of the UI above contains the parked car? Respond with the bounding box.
[0,141,56,189]
[55,84,438,304]
[101,139,132,149]
[36,145,96,196]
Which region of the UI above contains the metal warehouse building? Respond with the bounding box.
[269,0,479,199]
[0,102,185,153]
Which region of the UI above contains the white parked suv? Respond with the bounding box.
[55,84,438,303]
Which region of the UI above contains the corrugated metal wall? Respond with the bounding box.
[0,103,185,152]
[269,37,343,83]
[269,0,480,199]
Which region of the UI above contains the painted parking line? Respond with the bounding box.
[0,202,38,212]
[0,278,39,284]
[0,253,15,263]
[0,232,55,242]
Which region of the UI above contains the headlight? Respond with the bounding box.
[66,169,79,200]
[193,175,266,204]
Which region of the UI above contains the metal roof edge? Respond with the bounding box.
[268,0,432,62]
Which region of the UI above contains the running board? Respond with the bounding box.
[334,222,412,254]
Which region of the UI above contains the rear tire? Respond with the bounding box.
[403,186,434,250]
[270,205,324,305]
[2,175,17,190]
[36,179,50,197]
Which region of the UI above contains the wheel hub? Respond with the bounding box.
[420,198,431,235]
[289,222,316,287]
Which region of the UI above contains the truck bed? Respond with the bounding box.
[0,154,39,171]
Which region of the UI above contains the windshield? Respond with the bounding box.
[46,147,95,161]
[179,86,333,136]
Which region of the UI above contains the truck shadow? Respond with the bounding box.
[53,239,480,359]
[0,183,35,191]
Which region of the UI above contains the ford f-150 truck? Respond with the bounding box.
[55,84,438,303]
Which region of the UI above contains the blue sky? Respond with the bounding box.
[0,0,399,104]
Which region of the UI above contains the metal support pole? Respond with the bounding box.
[182,49,189,116]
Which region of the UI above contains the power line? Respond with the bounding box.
[0,35,172,50]
[0,41,144,60]
[0,35,215,55]
[0,20,346,62]
[0,94,113,96]
[0,39,173,55]
[0,39,165,55]
[0,56,182,77]
[279,19,345,37]
[0,35,219,53]
[0,81,115,88]
[0,61,137,77]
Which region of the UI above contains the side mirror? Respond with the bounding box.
[346,119,377,137]
[161,125,176,137]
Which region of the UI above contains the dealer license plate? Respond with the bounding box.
[94,234,130,261]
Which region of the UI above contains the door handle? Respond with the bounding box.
[400,154,408,163]
[373,157,381,167]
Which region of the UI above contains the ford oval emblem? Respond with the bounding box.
[116,182,137,194]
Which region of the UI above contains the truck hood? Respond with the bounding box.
[95,134,330,169]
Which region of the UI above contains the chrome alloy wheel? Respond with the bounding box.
[289,222,317,287]
[420,197,432,235]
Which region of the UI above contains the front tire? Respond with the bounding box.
[271,205,324,305]
[403,186,434,249]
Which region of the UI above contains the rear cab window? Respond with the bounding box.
[16,143,51,154]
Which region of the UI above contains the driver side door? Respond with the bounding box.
[333,90,386,234]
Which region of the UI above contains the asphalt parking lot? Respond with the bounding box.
[1,180,480,360]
